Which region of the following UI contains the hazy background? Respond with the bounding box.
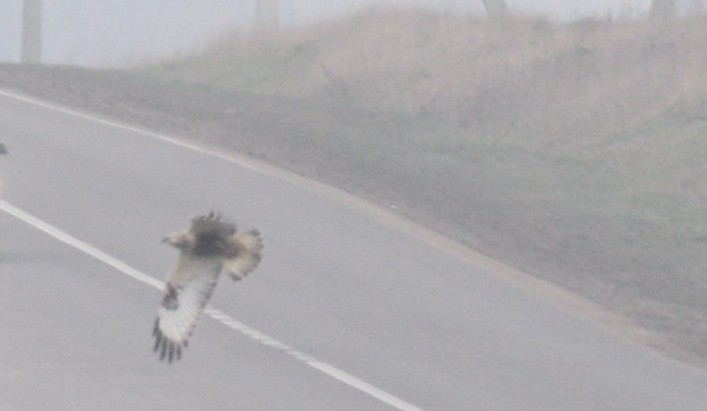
[1,0,695,68]
[1,0,707,369]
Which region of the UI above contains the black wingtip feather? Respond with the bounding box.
[160,339,168,361]
[153,320,187,363]
[153,332,162,352]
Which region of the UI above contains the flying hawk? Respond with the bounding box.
[153,212,263,362]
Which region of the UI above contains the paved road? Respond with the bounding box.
[1,90,706,410]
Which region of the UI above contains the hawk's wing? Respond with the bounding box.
[153,259,220,362]
[224,229,264,281]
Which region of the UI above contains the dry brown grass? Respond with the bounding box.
[154,10,707,138]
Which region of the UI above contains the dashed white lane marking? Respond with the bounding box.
[0,200,425,411]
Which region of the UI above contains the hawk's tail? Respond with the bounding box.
[224,229,263,281]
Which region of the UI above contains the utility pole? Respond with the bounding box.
[21,0,43,63]
[256,0,279,29]
[650,0,676,20]
[481,0,509,18]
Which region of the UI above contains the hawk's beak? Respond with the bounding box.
[162,232,192,249]
[162,234,178,246]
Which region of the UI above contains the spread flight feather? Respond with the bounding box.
[153,212,263,362]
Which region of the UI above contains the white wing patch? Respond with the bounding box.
[153,264,220,362]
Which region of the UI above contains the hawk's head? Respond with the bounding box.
[162,232,194,250]
[163,212,236,257]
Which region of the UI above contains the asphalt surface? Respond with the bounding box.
[1,90,706,410]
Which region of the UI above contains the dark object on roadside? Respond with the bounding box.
[0,144,6,154]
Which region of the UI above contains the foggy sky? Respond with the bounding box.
[0,0,684,68]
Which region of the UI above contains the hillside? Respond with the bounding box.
[147,10,707,363]
[1,9,706,365]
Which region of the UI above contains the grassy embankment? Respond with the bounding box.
[143,9,707,363]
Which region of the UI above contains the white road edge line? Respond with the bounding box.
[0,200,425,411]
[0,89,262,171]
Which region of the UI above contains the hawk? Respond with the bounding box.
[153,212,263,362]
